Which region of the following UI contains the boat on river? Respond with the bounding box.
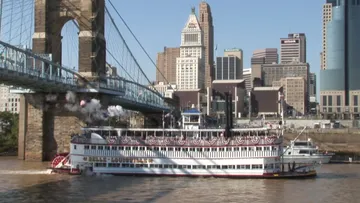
[50,103,317,178]
[283,128,334,164]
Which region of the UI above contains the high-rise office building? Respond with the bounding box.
[215,56,242,80]
[176,8,205,90]
[309,73,317,98]
[250,48,278,87]
[251,48,278,65]
[321,1,335,70]
[199,1,214,89]
[320,0,360,119]
[280,33,306,63]
[156,47,180,84]
[242,69,252,93]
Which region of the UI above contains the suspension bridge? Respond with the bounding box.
[0,0,172,161]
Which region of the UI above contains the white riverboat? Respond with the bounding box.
[283,138,334,164]
[50,108,317,178]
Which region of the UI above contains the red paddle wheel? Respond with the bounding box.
[51,153,69,169]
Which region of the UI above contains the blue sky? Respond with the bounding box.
[110,0,323,72]
[62,0,323,93]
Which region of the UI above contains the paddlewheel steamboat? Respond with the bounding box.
[51,107,317,178]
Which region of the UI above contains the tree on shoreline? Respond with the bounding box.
[0,112,19,153]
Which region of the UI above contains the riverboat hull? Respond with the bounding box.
[50,166,316,179]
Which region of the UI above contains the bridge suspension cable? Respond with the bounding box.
[107,0,171,87]
[0,0,34,49]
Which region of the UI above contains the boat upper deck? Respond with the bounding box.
[71,127,284,147]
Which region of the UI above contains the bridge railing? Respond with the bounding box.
[0,40,169,110]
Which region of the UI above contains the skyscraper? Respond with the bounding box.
[176,8,205,90]
[320,1,335,70]
[156,47,180,84]
[251,48,278,65]
[320,0,360,119]
[280,33,306,63]
[199,1,214,89]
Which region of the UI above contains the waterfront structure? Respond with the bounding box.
[280,33,306,64]
[273,77,307,116]
[0,85,20,113]
[156,47,180,84]
[176,8,205,90]
[251,87,284,117]
[320,0,360,119]
[199,2,214,89]
[209,79,246,119]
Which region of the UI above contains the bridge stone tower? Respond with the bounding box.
[18,0,107,161]
[33,0,106,79]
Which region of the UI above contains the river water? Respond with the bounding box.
[0,157,359,203]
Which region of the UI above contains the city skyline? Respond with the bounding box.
[61,0,322,79]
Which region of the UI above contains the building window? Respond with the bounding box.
[322,96,327,106]
[354,95,358,106]
[355,107,358,113]
[336,96,341,106]
[337,107,341,113]
[328,108,332,113]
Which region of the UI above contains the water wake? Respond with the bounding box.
[0,169,53,175]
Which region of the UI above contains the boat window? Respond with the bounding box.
[294,142,310,146]
[164,164,169,168]
[84,145,89,149]
[125,147,131,150]
[204,148,210,152]
[98,146,103,150]
[111,146,117,150]
[133,147,138,150]
[190,148,195,152]
[197,148,202,152]
[299,150,310,154]
[161,147,166,151]
[153,147,159,151]
[264,147,270,151]
[187,165,191,169]
[219,148,225,151]
[222,165,228,169]
[175,147,181,151]
[272,147,277,151]
[119,146,124,150]
[182,148,188,152]
[129,164,134,168]
[211,148,217,152]
[256,147,262,151]
[228,165,235,169]
[233,147,240,151]
[252,164,262,169]
[105,146,110,150]
[226,148,232,152]
[91,146,96,150]
[288,152,291,155]
[168,147,174,151]
[139,147,145,151]
[241,147,247,151]
[73,145,77,150]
